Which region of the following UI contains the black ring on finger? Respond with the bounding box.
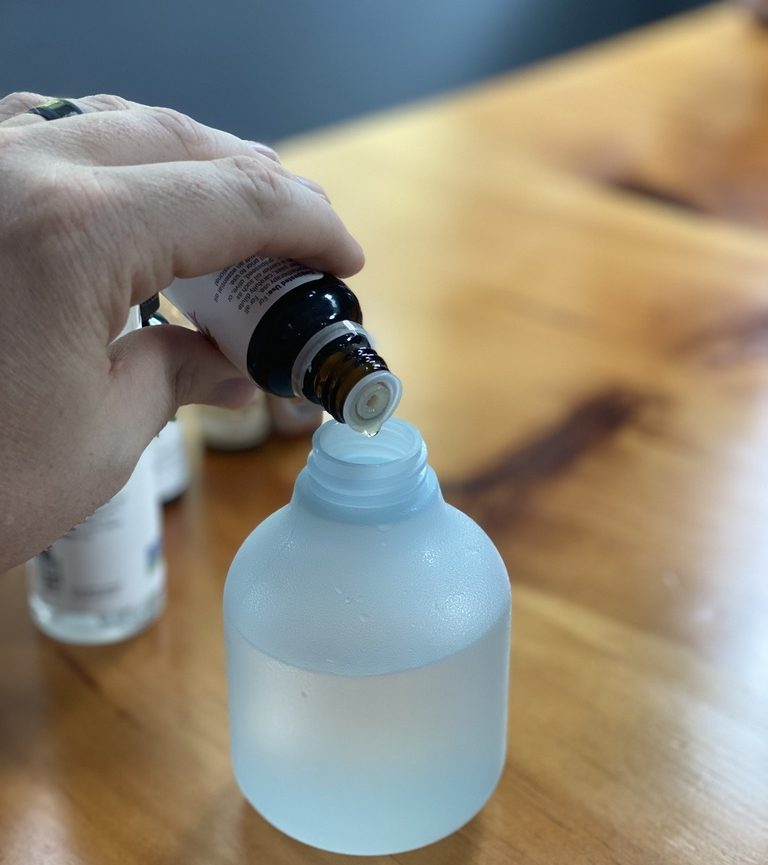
[26,98,84,121]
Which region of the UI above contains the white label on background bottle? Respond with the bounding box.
[27,429,164,614]
[163,257,323,374]
[199,391,272,451]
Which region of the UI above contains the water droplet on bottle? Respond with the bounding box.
[300,690,308,699]
[359,614,369,623]
[334,586,343,595]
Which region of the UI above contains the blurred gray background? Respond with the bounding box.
[1,1,708,143]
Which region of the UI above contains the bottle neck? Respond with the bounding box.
[291,321,402,435]
[294,419,440,523]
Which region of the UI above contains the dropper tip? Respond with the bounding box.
[343,371,403,435]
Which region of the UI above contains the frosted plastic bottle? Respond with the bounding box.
[224,418,511,855]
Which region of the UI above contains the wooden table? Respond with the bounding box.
[2,4,768,863]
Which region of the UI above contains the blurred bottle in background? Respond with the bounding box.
[26,307,166,644]
[266,394,323,438]
[199,397,272,452]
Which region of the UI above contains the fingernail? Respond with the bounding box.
[296,175,330,201]
[248,141,279,160]
[295,175,322,192]
[211,377,258,408]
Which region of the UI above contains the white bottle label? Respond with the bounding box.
[26,448,165,613]
[162,257,324,377]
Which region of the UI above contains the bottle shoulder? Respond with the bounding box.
[223,500,510,675]
[246,276,362,395]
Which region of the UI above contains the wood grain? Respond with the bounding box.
[2,5,768,863]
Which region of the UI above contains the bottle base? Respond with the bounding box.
[28,589,165,645]
[234,760,504,856]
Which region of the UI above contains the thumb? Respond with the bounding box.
[106,322,257,454]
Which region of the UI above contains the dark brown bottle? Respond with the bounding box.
[162,257,401,435]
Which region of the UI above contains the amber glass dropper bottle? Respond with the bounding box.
[163,257,401,436]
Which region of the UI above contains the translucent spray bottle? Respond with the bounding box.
[224,419,511,855]
[26,307,166,644]
[162,257,401,435]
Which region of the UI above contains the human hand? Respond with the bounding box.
[0,91,364,572]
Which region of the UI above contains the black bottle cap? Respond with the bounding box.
[139,295,160,327]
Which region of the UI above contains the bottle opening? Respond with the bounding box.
[297,419,438,521]
[315,416,420,466]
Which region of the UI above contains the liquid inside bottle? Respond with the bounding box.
[226,612,508,855]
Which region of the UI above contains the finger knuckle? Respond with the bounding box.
[147,106,208,155]
[82,93,134,112]
[0,90,46,114]
[225,154,289,217]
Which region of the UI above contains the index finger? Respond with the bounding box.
[104,155,364,303]
[17,104,277,168]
